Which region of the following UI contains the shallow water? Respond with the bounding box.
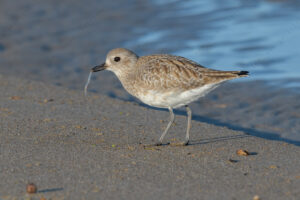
[128,0,300,86]
[0,0,299,143]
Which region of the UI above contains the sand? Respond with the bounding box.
[1,0,299,199]
[0,75,299,200]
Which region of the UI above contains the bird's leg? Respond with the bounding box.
[156,107,174,146]
[184,105,192,145]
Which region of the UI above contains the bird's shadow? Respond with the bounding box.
[191,113,300,146]
[175,108,299,146]
[38,187,63,193]
[190,134,251,146]
[107,94,300,146]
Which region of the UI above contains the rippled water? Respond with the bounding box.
[125,0,300,86]
[1,0,299,86]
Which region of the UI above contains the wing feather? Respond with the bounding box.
[136,55,248,90]
[137,55,206,90]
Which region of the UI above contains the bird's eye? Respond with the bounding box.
[114,57,121,62]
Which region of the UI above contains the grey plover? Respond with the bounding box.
[88,48,248,145]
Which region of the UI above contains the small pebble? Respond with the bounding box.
[236,149,250,156]
[253,195,260,200]
[10,96,22,100]
[26,183,37,194]
[43,98,54,103]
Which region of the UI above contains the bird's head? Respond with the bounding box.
[91,48,138,77]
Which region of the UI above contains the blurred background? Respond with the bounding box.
[0,0,299,144]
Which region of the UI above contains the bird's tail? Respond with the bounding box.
[232,71,249,77]
[203,70,249,84]
[205,70,249,78]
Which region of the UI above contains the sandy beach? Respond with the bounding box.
[0,75,299,200]
[1,0,300,199]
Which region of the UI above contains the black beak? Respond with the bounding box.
[91,63,106,72]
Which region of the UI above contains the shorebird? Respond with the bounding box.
[88,48,248,145]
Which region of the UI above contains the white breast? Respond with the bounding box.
[136,83,220,108]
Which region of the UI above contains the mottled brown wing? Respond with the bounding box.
[137,55,208,90]
[137,54,248,90]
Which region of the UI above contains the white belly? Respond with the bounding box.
[136,83,220,108]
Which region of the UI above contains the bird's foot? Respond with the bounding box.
[184,140,190,146]
[154,141,170,146]
[155,142,162,146]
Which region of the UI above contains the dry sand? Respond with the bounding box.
[0,74,299,200]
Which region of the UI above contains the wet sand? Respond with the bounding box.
[1,75,299,200]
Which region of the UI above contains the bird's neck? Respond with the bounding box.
[114,69,138,96]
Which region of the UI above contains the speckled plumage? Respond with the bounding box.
[91,48,249,145]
